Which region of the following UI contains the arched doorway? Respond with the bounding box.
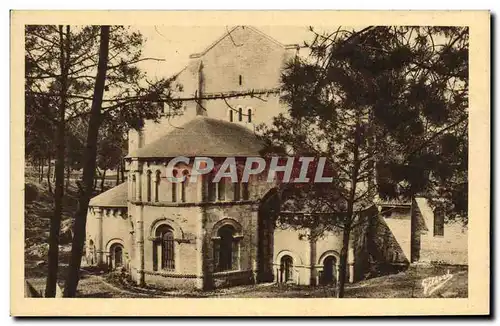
[280,255,294,283]
[86,239,95,265]
[321,256,337,285]
[110,243,124,269]
[216,225,237,272]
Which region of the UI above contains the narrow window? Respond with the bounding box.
[239,74,242,86]
[181,171,188,203]
[433,208,445,236]
[247,108,252,123]
[229,110,233,122]
[155,170,161,202]
[146,170,152,202]
[238,107,243,122]
[171,170,177,203]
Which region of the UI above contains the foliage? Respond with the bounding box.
[261,26,468,223]
[260,25,468,296]
[25,24,183,297]
[25,25,182,171]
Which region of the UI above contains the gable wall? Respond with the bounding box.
[128,27,295,153]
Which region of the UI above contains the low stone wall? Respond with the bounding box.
[212,270,254,288]
[142,270,199,290]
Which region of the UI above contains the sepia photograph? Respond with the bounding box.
[11,10,490,316]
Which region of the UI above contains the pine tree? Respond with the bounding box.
[261,26,468,297]
[25,25,182,296]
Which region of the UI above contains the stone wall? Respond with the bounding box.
[203,202,259,289]
[143,272,198,290]
[272,225,352,286]
[412,198,468,265]
[418,222,468,265]
[86,206,131,268]
[140,205,201,277]
[196,26,291,93]
[128,26,293,154]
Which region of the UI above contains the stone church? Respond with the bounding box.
[85,26,467,290]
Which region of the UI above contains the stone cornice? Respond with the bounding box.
[129,200,257,208]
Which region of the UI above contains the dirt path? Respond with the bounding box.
[75,270,170,298]
[25,272,154,298]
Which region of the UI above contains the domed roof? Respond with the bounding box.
[129,116,265,158]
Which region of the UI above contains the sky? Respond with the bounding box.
[136,25,317,80]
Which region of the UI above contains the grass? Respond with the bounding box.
[344,264,468,298]
[101,272,338,298]
[94,265,467,298]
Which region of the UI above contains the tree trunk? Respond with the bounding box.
[64,26,110,297]
[336,121,362,298]
[93,168,100,191]
[120,160,125,182]
[66,164,71,191]
[100,169,107,192]
[335,202,357,298]
[116,163,120,185]
[336,227,351,298]
[309,233,318,286]
[46,153,52,194]
[45,25,70,298]
[38,158,43,183]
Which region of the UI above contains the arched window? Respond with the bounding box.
[171,170,178,203]
[229,109,234,122]
[153,225,175,271]
[214,225,239,272]
[238,106,243,122]
[146,170,152,202]
[280,255,294,283]
[247,108,252,123]
[155,170,161,202]
[110,243,124,269]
